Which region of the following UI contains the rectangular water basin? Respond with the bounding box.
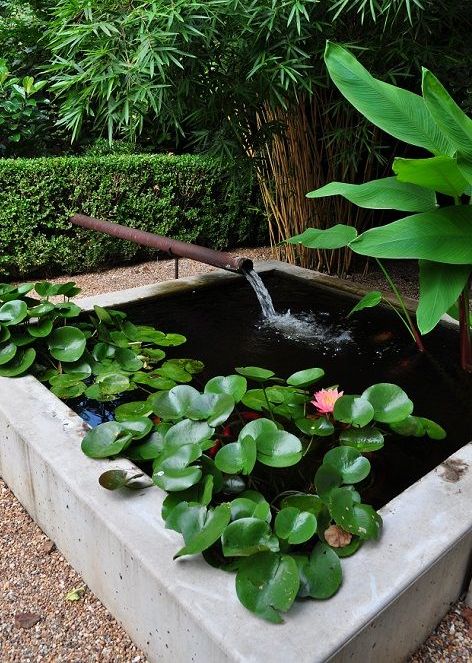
[0,261,470,663]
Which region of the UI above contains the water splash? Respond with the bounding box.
[243,268,353,349]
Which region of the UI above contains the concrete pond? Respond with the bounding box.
[0,262,471,663]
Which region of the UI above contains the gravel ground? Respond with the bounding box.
[2,249,471,662]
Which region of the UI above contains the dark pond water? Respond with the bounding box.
[73,271,472,507]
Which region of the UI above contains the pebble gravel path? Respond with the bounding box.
[1,249,471,662]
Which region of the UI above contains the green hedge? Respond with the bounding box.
[0,154,266,278]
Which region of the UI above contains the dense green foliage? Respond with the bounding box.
[0,278,445,621]
[0,154,265,278]
[289,44,472,369]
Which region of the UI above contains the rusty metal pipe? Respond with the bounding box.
[70,214,253,274]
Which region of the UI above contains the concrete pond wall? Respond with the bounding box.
[0,262,471,663]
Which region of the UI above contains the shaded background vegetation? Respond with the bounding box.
[1,0,471,275]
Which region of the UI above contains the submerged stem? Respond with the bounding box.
[375,258,424,352]
[459,279,472,372]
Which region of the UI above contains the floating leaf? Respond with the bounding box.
[328,488,382,540]
[222,518,279,557]
[286,367,325,388]
[323,447,371,484]
[333,395,375,427]
[0,347,36,377]
[339,427,384,452]
[235,552,299,623]
[235,366,275,382]
[81,421,132,458]
[215,435,257,475]
[296,542,342,599]
[275,507,317,545]
[295,416,334,437]
[174,503,231,558]
[361,383,413,423]
[205,375,247,402]
[48,327,86,362]
[99,469,153,490]
[0,300,28,326]
[229,497,271,523]
[0,342,17,365]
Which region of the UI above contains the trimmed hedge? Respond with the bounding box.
[0,154,266,278]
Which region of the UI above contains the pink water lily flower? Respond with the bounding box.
[311,388,343,415]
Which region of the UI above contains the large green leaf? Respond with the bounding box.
[307,177,436,211]
[287,224,357,249]
[351,206,472,264]
[235,552,299,623]
[422,69,472,160]
[324,42,452,155]
[393,156,468,198]
[417,261,471,334]
[48,327,86,362]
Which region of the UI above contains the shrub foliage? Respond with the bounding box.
[0,154,265,278]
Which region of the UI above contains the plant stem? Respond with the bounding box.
[459,278,472,372]
[375,258,424,352]
[262,384,275,422]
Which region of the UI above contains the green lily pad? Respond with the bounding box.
[222,518,279,557]
[235,552,299,623]
[0,347,36,377]
[0,300,28,326]
[48,327,86,362]
[286,368,325,388]
[361,383,413,423]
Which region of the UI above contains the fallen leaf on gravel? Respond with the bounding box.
[65,585,86,601]
[41,540,55,555]
[14,612,42,629]
[462,606,472,627]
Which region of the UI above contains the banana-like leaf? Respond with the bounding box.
[307,177,436,212]
[324,42,453,156]
[417,261,471,334]
[287,224,357,249]
[456,154,472,186]
[422,69,472,160]
[351,206,472,264]
[393,156,468,198]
